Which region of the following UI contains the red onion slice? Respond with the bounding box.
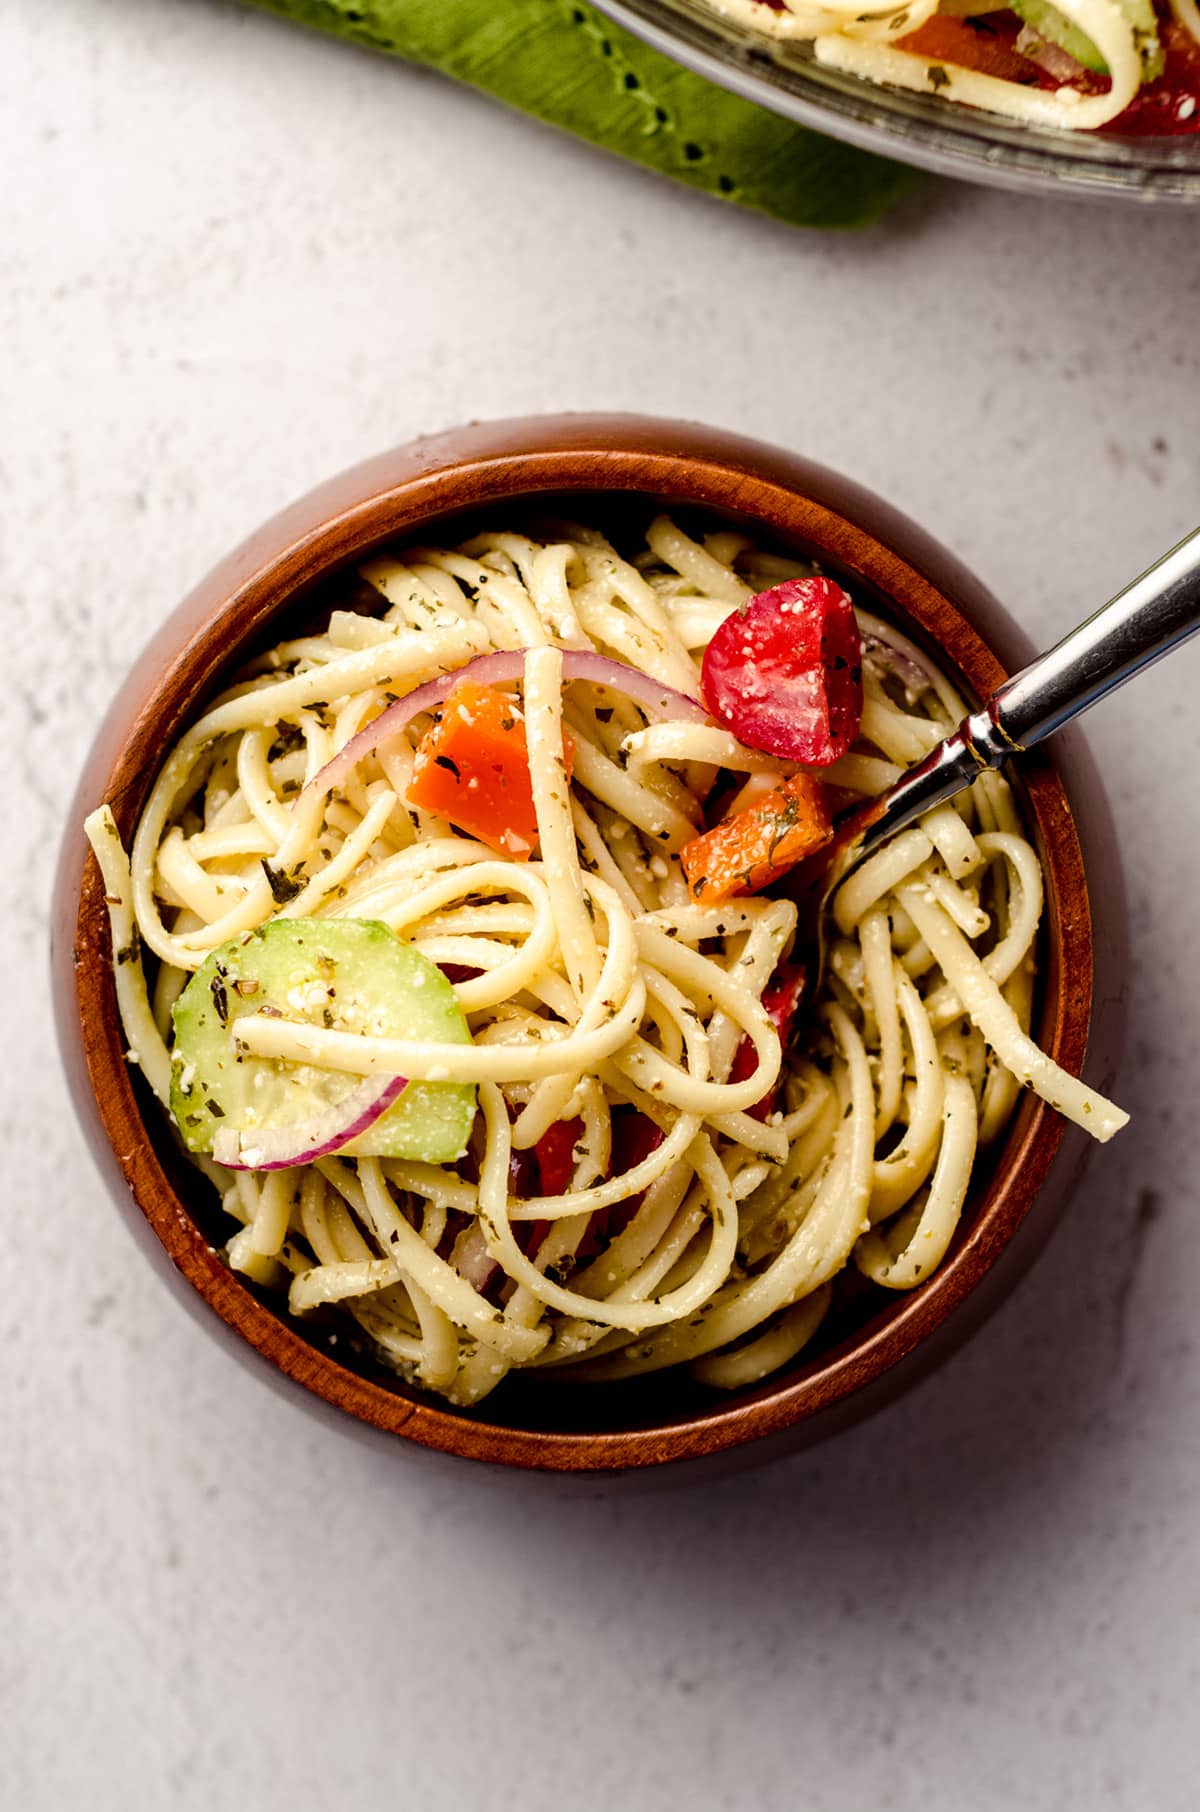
[1013,25,1090,84]
[450,1221,499,1294]
[307,649,711,797]
[861,628,937,699]
[212,1073,409,1172]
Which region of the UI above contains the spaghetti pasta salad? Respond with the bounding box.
[705,0,1200,135]
[87,516,1126,1407]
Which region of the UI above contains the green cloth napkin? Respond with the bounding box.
[242,0,918,229]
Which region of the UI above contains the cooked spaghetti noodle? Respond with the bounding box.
[702,0,1200,135]
[86,516,1125,1406]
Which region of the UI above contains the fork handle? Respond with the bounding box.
[981,524,1200,754]
[856,525,1200,864]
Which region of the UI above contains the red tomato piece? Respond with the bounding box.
[572,1111,665,1266]
[610,1109,665,1188]
[762,963,808,1039]
[534,1118,583,1197]
[701,578,863,765]
[896,14,1058,86]
[503,1135,562,1281]
[1113,15,1200,135]
[729,961,807,1121]
[507,1142,540,1199]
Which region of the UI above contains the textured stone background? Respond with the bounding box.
[4,2,1200,1808]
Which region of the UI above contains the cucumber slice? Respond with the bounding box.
[1118,0,1164,80]
[1010,0,1163,79]
[170,919,475,1164]
[1011,0,1108,71]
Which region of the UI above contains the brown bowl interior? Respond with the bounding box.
[56,415,1111,1474]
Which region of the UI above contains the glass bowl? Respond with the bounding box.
[595,0,1200,202]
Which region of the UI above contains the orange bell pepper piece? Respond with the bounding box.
[407,681,573,861]
[680,772,833,904]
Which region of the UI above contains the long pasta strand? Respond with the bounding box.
[86,517,1123,1406]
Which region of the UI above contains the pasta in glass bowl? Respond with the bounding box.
[594,0,1200,201]
[54,416,1127,1475]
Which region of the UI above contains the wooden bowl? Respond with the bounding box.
[53,415,1127,1476]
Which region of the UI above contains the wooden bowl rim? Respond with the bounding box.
[59,413,1097,1473]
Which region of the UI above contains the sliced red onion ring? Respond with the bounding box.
[861,628,936,699]
[212,1073,409,1172]
[1014,26,1089,84]
[450,1221,499,1295]
[307,649,711,797]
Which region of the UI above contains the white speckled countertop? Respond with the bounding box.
[5,3,1200,1807]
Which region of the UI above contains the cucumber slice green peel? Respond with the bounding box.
[1010,0,1163,79]
[170,919,476,1165]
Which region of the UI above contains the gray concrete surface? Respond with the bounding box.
[4,2,1200,1807]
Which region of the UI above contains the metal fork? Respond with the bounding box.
[810,525,1200,987]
